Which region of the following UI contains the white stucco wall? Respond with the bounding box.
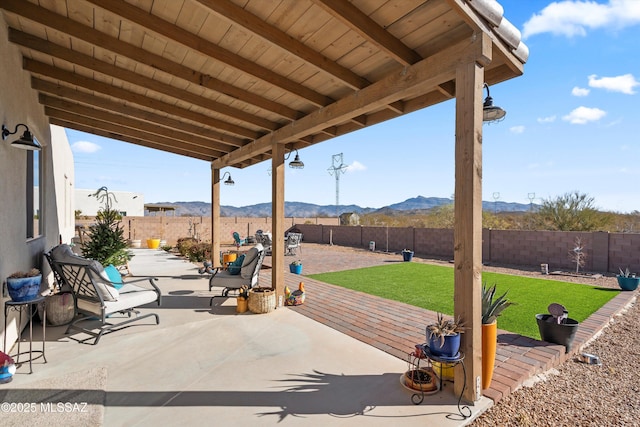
[0,17,72,351]
[75,189,145,217]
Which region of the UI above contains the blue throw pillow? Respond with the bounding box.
[228,255,245,275]
[104,264,124,289]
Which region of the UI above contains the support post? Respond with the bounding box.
[211,166,221,268]
[271,143,285,300]
[454,61,484,402]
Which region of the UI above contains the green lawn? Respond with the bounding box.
[308,263,619,339]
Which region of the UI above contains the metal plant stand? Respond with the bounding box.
[3,296,47,374]
[406,344,471,420]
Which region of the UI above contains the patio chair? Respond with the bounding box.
[208,243,266,306]
[285,232,302,256]
[255,231,272,255]
[45,244,161,345]
[232,231,246,249]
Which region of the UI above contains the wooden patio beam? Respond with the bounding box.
[84,0,333,107]
[195,0,369,91]
[24,59,259,141]
[1,0,300,121]
[313,0,422,66]
[50,118,214,161]
[10,29,278,132]
[41,96,228,157]
[453,58,486,403]
[31,78,247,150]
[213,34,491,168]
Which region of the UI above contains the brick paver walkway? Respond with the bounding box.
[258,243,636,404]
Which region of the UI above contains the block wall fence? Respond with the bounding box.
[74,218,640,273]
[294,224,640,274]
[75,216,339,247]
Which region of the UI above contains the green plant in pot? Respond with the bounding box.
[426,313,465,358]
[481,283,514,389]
[617,267,639,291]
[82,186,132,267]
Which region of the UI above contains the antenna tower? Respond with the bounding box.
[327,153,347,216]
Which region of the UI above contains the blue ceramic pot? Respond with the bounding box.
[6,275,42,302]
[617,276,639,291]
[289,264,302,274]
[427,332,460,358]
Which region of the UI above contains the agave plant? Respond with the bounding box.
[426,312,465,347]
[481,283,514,325]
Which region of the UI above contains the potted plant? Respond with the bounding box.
[426,313,465,358]
[6,268,42,302]
[617,267,639,291]
[289,260,303,274]
[82,187,133,267]
[536,303,579,353]
[481,283,514,389]
[402,249,414,262]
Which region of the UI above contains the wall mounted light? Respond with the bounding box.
[2,123,42,150]
[482,84,506,123]
[221,171,235,186]
[286,148,305,169]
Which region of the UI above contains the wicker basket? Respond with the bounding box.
[248,288,276,314]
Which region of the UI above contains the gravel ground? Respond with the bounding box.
[467,265,638,427]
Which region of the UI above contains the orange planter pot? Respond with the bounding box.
[482,322,497,390]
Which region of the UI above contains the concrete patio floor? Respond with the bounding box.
[3,247,491,426]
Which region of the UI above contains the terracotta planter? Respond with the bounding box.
[482,321,497,389]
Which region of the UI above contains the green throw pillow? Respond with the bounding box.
[104,264,124,289]
[228,255,245,275]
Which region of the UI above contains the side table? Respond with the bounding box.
[407,344,471,420]
[3,296,47,374]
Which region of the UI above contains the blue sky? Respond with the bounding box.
[67,0,640,213]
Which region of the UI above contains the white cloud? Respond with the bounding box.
[537,115,557,123]
[71,141,101,153]
[572,86,590,96]
[588,73,639,94]
[523,0,640,39]
[346,160,366,172]
[562,106,607,124]
[510,125,525,134]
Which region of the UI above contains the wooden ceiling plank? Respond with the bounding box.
[195,0,369,90]
[32,77,245,149]
[84,0,333,107]
[41,94,229,157]
[313,0,421,66]
[10,29,278,132]
[23,58,260,140]
[49,118,214,161]
[213,33,491,168]
[46,107,220,159]
[0,0,300,121]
